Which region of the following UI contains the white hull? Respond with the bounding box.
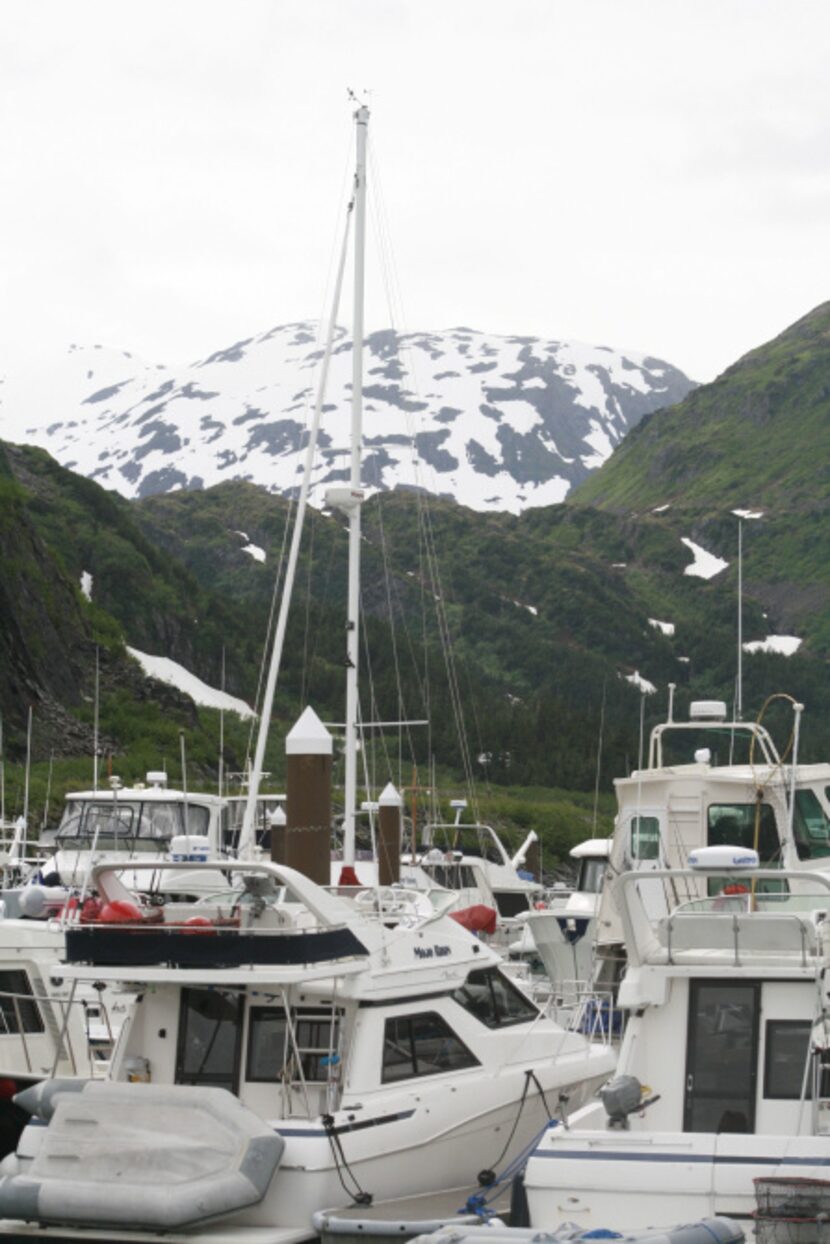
[526,1125,830,1230]
[267,1057,611,1228]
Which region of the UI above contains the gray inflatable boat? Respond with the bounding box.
[0,1079,283,1232]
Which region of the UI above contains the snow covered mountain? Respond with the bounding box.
[0,324,695,513]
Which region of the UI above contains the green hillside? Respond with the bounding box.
[2,300,829,854]
[577,301,830,512]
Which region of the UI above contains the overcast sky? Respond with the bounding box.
[2,0,829,383]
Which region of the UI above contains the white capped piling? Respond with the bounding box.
[284,707,332,885]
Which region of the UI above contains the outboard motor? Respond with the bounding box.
[600,1075,659,1129]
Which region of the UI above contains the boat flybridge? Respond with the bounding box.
[0,857,616,1242]
[523,845,830,1229]
[0,775,285,1087]
[595,696,830,981]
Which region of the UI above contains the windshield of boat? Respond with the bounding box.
[51,799,210,849]
[656,725,767,768]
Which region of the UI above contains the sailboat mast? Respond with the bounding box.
[342,103,369,868]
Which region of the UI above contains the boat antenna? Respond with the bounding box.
[736,517,743,721]
[22,705,33,855]
[93,644,100,792]
[591,679,607,834]
[41,749,54,831]
[237,122,356,859]
[179,730,191,849]
[218,645,226,798]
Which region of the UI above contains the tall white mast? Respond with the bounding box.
[236,137,355,859]
[342,103,369,867]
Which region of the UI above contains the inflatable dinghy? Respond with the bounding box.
[0,1079,283,1232]
[405,1221,743,1244]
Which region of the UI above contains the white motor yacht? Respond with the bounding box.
[524,848,830,1230]
[0,857,617,1242]
[594,696,830,986]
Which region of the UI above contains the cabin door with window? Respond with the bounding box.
[625,811,668,921]
[176,987,244,1094]
[684,979,759,1134]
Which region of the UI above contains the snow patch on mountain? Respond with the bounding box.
[743,635,802,657]
[127,647,255,717]
[0,324,695,514]
[681,537,729,580]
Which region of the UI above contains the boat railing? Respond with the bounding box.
[661,907,819,967]
[324,883,457,926]
[0,982,112,1081]
[544,983,620,1044]
[615,868,830,968]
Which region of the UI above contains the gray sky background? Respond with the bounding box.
[2,0,829,383]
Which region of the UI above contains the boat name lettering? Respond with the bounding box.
[413,944,452,959]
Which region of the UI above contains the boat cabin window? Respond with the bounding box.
[176,987,243,1092]
[494,890,532,917]
[631,816,660,861]
[576,857,606,894]
[0,970,45,1035]
[140,801,210,841]
[54,800,209,847]
[247,1006,340,1082]
[421,862,478,891]
[764,1020,812,1099]
[381,1011,479,1082]
[57,802,139,845]
[793,789,830,860]
[707,803,780,861]
[707,803,783,895]
[453,967,539,1028]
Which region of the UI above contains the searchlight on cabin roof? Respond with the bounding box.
[688,845,759,871]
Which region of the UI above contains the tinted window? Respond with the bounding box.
[382,1011,479,1082]
[765,1020,811,1099]
[631,816,660,861]
[707,803,780,863]
[793,790,830,861]
[494,891,532,918]
[246,1006,339,1082]
[176,987,242,1091]
[0,970,44,1035]
[453,968,539,1028]
[247,1008,287,1081]
[577,857,606,894]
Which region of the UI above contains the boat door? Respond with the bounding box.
[684,979,760,1134]
[175,987,244,1094]
[623,812,668,921]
